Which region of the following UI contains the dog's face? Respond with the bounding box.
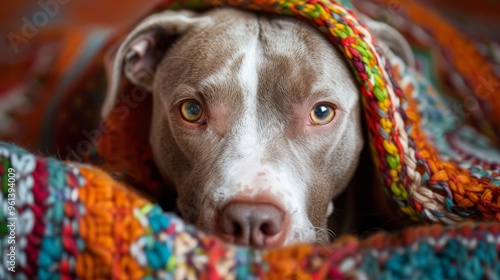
[103,8,365,247]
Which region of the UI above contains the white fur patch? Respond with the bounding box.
[203,37,316,245]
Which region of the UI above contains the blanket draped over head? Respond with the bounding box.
[1,0,500,279]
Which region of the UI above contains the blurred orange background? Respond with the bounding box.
[1,0,158,30]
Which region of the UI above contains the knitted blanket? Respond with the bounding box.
[2,0,500,278]
[2,142,500,279]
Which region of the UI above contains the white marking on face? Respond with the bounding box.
[200,37,316,245]
[236,31,260,157]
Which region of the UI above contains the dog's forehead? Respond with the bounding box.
[256,18,359,116]
[158,10,356,107]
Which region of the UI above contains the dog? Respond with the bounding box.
[101,8,413,248]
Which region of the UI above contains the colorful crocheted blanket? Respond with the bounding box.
[2,144,500,279]
[2,0,500,278]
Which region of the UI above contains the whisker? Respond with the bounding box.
[313,226,338,242]
[324,228,338,240]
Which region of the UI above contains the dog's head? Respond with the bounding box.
[102,8,412,248]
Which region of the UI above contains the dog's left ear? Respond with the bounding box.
[101,10,210,117]
[360,15,415,68]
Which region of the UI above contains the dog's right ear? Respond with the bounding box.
[101,10,210,118]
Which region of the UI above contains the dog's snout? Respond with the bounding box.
[217,202,286,248]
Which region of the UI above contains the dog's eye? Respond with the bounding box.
[180,100,203,122]
[310,104,335,125]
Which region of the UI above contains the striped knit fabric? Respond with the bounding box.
[2,143,500,279]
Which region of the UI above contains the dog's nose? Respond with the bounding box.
[217,202,286,248]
